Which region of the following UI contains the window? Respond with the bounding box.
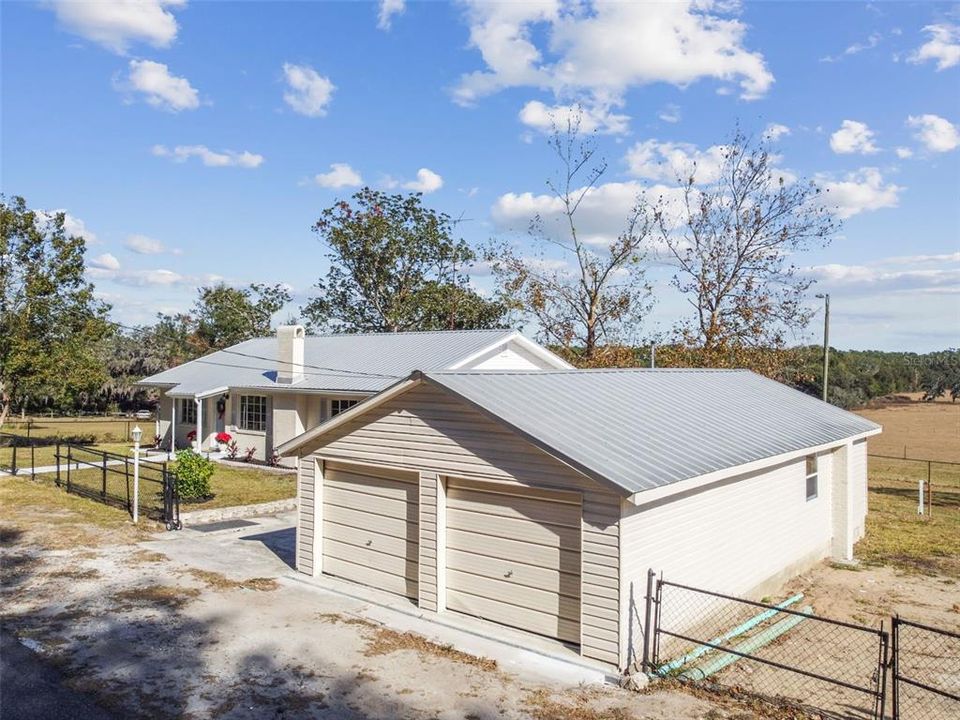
[239,395,267,432]
[805,455,818,500]
[179,398,196,424]
[330,399,359,417]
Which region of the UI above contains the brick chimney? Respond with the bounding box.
[277,325,305,384]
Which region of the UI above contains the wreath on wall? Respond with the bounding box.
[216,394,227,419]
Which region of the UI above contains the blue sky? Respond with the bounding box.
[2,0,958,351]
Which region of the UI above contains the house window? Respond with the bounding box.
[239,395,267,432]
[805,455,818,500]
[179,398,196,424]
[330,399,359,417]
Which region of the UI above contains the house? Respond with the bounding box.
[136,327,571,464]
[277,368,881,671]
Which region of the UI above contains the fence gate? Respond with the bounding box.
[648,576,888,719]
[55,444,181,530]
[891,616,960,720]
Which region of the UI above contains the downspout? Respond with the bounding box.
[195,396,203,452]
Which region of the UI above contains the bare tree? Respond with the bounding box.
[656,128,839,355]
[486,112,654,363]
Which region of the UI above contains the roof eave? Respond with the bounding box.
[625,425,883,507]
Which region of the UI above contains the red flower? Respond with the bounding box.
[215,431,232,444]
[186,430,197,441]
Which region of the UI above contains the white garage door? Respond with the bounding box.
[445,478,581,644]
[322,461,419,599]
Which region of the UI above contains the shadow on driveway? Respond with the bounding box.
[239,526,296,570]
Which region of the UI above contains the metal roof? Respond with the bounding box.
[421,369,881,495]
[137,329,520,397]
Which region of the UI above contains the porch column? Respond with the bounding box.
[171,399,177,451]
[195,397,203,451]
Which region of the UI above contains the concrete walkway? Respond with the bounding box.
[0,459,128,477]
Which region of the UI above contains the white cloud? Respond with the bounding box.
[658,103,681,124]
[764,123,790,141]
[47,0,185,54]
[895,146,914,159]
[121,59,199,112]
[152,144,264,168]
[38,210,99,245]
[829,120,879,155]
[907,114,959,153]
[492,180,685,248]
[313,163,364,188]
[454,1,773,109]
[282,63,335,118]
[518,100,630,135]
[124,234,168,254]
[377,0,405,30]
[625,139,729,184]
[403,168,444,193]
[820,31,882,63]
[819,167,902,219]
[908,23,960,71]
[807,257,960,296]
[89,252,120,271]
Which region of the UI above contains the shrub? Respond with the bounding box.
[226,440,239,459]
[175,449,214,502]
[243,447,256,462]
[267,448,281,467]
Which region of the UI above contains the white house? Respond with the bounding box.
[136,327,570,464]
[277,368,881,670]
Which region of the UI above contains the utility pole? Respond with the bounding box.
[816,293,830,402]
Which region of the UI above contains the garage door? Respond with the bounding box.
[322,461,419,599]
[445,478,581,644]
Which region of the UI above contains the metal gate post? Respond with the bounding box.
[891,616,899,720]
[652,574,663,667]
[101,456,107,497]
[56,442,61,486]
[66,445,72,492]
[642,569,656,674]
[878,623,889,720]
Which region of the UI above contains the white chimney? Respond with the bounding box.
[277,325,305,384]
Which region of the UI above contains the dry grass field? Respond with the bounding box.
[856,400,960,463]
[854,400,960,577]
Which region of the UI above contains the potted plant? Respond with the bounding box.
[215,431,233,453]
[186,429,197,449]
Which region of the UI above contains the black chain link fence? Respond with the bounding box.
[892,617,960,720]
[651,578,888,719]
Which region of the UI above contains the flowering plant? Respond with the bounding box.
[215,431,233,445]
[186,429,197,442]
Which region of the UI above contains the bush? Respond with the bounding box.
[175,449,214,501]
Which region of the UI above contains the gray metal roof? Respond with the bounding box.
[422,369,881,495]
[138,329,520,397]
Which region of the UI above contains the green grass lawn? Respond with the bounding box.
[0,442,136,471]
[52,460,296,516]
[2,416,151,443]
[857,457,960,577]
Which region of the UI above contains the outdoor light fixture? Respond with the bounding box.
[131,425,143,444]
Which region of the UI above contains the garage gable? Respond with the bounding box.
[295,381,622,666]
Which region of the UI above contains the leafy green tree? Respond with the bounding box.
[193,282,291,351]
[0,195,112,425]
[920,349,960,401]
[302,188,504,333]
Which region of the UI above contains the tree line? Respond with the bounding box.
[2,115,957,421]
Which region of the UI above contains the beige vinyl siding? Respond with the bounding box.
[298,382,621,667]
[445,478,582,644]
[296,456,317,575]
[619,454,834,669]
[419,473,440,611]
[851,439,868,541]
[322,461,419,599]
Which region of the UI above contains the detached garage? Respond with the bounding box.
[278,369,880,670]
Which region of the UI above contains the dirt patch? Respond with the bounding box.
[110,584,201,611]
[125,549,169,565]
[47,567,102,581]
[318,612,498,671]
[524,688,633,720]
[181,568,278,592]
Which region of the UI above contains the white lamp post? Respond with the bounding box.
[131,425,142,524]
